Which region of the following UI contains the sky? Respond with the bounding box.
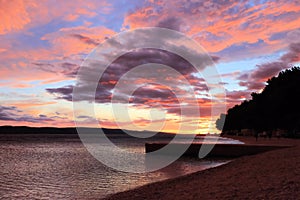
[0,0,300,134]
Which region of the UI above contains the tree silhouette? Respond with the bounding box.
[217,66,300,137]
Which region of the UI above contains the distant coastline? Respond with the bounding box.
[0,125,173,136]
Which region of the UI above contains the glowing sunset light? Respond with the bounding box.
[1,0,300,135]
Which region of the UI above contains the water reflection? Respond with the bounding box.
[0,136,229,199]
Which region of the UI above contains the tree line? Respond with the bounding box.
[216,67,300,137]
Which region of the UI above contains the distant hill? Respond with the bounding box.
[216,67,300,138]
[0,125,176,138]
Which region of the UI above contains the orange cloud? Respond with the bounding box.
[0,0,31,34]
[0,24,115,83]
[11,83,33,88]
[0,65,68,82]
[124,0,300,54]
[0,0,112,35]
[0,119,75,128]
[11,101,57,109]
[41,26,116,57]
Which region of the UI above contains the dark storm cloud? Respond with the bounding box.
[132,86,174,99]
[47,48,213,106]
[46,27,222,120]
[47,84,112,103]
[46,85,74,101]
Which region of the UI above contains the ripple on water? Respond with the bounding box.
[0,139,228,199]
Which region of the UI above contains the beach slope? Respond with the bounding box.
[105,137,300,200]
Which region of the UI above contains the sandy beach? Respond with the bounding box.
[105,136,300,200]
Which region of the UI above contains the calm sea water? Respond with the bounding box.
[0,135,242,199]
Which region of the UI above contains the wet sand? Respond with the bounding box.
[105,136,300,200]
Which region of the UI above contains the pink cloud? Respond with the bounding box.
[0,0,31,34]
[41,26,115,57]
[0,24,115,83]
[0,105,74,127]
[0,0,112,35]
[124,0,300,56]
[237,42,300,92]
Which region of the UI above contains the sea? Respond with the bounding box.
[0,134,243,199]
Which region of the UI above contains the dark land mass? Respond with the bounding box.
[217,67,300,138]
[0,125,174,137]
[0,126,179,143]
[0,125,149,135]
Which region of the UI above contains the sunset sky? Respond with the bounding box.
[0,0,300,134]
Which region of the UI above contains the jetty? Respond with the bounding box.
[145,143,293,158]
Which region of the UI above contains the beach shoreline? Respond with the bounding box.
[104,136,300,200]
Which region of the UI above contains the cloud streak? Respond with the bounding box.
[238,42,300,91]
[124,0,300,59]
[1,0,300,133]
[46,46,215,118]
[0,105,54,123]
